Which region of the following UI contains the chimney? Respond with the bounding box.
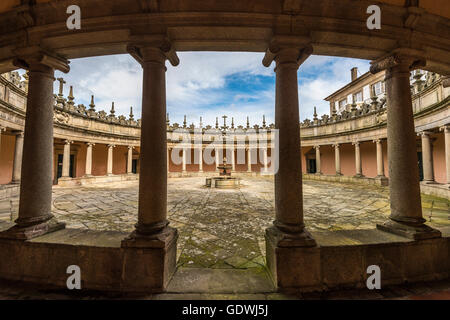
[351,67,358,82]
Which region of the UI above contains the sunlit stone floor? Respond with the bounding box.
[51,177,449,270]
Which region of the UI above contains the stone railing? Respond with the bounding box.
[0,71,448,145]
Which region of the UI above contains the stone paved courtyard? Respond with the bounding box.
[48,177,450,271]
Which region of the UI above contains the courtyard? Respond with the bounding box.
[49,177,449,271]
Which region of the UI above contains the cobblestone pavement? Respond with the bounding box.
[51,177,449,270]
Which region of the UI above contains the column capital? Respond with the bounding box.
[373,138,383,144]
[64,139,73,145]
[128,145,135,150]
[313,145,320,150]
[0,126,6,133]
[418,131,433,137]
[352,141,360,146]
[370,48,426,75]
[127,35,179,67]
[108,144,116,148]
[332,143,340,148]
[12,130,24,137]
[262,35,312,68]
[86,142,95,147]
[439,125,450,133]
[13,46,70,73]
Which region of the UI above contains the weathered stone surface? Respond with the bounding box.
[48,177,449,269]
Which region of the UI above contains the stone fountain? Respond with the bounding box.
[205,157,240,189]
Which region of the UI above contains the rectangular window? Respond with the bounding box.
[339,99,347,109]
[373,81,384,95]
[354,91,363,102]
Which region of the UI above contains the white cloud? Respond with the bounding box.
[53,52,370,126]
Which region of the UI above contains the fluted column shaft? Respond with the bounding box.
[314,145,321,174]
[127,146,134,174]
[442,126,450,184]
[374,139,385,177]
[334,144,341,175]
[62,140,72,178]
[420,132,434,182]
[107,144,115,175]
[12,131,24,183]
[198,147,203,172]
[85,142,94,176]
[263,148,268,173]
[353,142,362,177]
[247,147,252,172]
[182,147,187,173]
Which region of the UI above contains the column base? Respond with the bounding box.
[266,225,316,248]
[10,180,20,184]
[121,226,178,292]
[353,173,364,178]
[335,173,343,176]
[315,172,322,175]
[265,226,320,290]
[0,217,65,240]
[375,175,389,186]
[376,219,441,240]
[421,180,437,185]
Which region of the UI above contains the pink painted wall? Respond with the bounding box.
[92,144,108,176]
[0,134,14,184]
[113,145,127,175]
[320,145,336,175]
[75,143,87,177]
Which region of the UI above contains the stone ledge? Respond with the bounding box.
[420,182,450,199]
[266,226,449,292]
[0,223,176,292]
[304,173,389,186]
[0,222,448,293]
[57,174,138,187]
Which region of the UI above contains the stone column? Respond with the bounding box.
[353,141,363,177]
[215,146,220,172]
[85,142,94,176]
[333,143,342,175]
[419,131,434,183]
[107,144,115,176]
[231,146,236,172]
[61,140,72,178]
[182,147,187,174]
[167,147,170,174]
[373,139,385,177]
[247,147,252,173]
[314,145,321,174]
[123,40,179,250]
[371,53,440,239]
[127,146,134,174]
[263,43,316,247]
[0,50,69,239]
[440,125,450,185]
[11,131,24,183]
[263,148,268,173]
[198,147,203,173]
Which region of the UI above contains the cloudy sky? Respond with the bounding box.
[51,52,370,127]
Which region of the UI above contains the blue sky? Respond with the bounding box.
[51,52,370,127]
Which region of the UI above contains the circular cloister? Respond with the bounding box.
[0,0,449,296]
